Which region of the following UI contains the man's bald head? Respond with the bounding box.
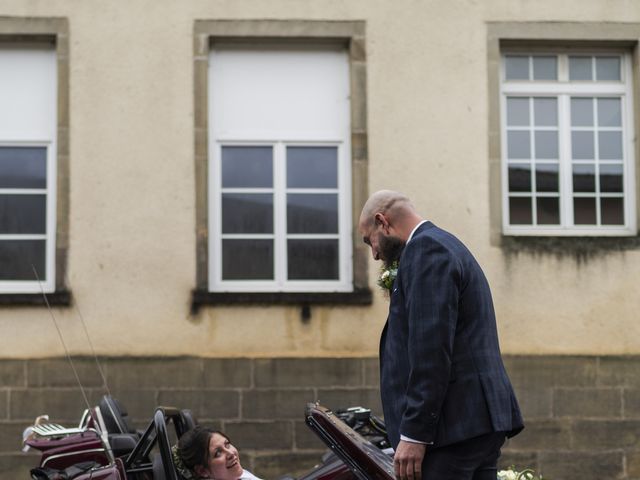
[359,190,416,228]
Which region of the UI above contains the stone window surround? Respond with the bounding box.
[0,17,70,306]
[488,22,640,252]
[192,20,371,309]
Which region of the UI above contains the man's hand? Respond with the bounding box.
[393,440,426,480]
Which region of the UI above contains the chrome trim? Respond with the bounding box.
[41,447,106,467]
[93,406,116,463]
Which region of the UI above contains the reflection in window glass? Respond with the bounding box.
[571,131,595,160]
[507,131,530,159]
[569,57,593,81]
[509,197,532,224]
[0,240,46,281]
[597,98,622,127]
[536,197,560,224]
[535,164,559,192]
[222,193,273,234]
[533,98,557,126]
[505,56,529,80]
[596,57,621,81]
[535,131,558,159]
[222,239,273,280]
[0,147,47,189]
[507,98,529,126]
[0,195,46,234]
[287,147,338,188]
[508,164,531,192]
[571,98,594,127]
[601,198,624,225]
[287,239,339,280]
[598,131,623,160]
[532,56,557,81]
[573,164,596,193]
[287,194,338,234]
[222,146,273,188]
[574,198,597,224]
[600,164,624,193]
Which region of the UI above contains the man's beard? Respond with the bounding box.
[379,234,405,268]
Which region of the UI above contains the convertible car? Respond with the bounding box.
[23,395,394,480]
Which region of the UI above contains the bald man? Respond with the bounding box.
[359,191,523,480]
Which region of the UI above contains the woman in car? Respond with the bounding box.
[173,426,262,480]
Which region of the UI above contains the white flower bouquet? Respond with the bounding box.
[498,467,544,480]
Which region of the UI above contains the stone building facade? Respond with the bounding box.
[1,1,640,479]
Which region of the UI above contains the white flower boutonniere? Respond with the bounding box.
[377,260,398,293]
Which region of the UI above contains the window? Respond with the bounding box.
[209,45,352,292]
[500,51,636,235]
[193,21,369,306]
[0,46,57,293]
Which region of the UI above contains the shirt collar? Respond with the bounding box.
[407,220,428,244]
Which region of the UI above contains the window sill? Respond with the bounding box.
[0,290,71,307]
[190,288,372,314]
[500,235,640,258]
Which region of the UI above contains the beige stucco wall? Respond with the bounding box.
[1,0,640,358]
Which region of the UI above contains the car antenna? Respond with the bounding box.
[31,265,93,414]
[64,272,112,397]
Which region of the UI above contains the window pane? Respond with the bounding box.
[535,131,558,159]
[0,146,46,188]
[508,164,531,192]
[287,193,338,234]
[505,56,529,80]
[536,197,560,225]
[533,98,557,126]
[221,146,272,188]
[287,239,339,280]
[571,131,594,160]
[571,98,593,126]
[509,197,532,224]
[507,131,530,159]
[597,98,621,127]
[222,193,273,234]
[0,240,46,280]
[506,98,529,126]
[569,56,593,81]
[600,164,623,193]
[532,56,557,80]
[0,194,46,234]
[598,131,622,160]
[222,239,273,280]
[287,146,338,188]
[601,198,624,225]
[536,163,559,192]
[573,164,595,192]
[596,56,621,81]
[573,197,596,224]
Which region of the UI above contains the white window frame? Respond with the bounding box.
[207,44,353,293]
[500,50,636,236]
[0,46,57,293]
[209,137,352,292]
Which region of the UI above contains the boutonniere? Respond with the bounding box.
[377,261,398,293]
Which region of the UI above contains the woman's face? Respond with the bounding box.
[198,432,244,480]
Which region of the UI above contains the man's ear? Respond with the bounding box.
[375,212,390,233]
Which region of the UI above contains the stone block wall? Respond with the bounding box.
[1,356,640,479]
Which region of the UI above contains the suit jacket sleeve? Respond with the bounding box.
[398,235,460,442]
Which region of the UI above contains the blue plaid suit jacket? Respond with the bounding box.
[380,222,523,448]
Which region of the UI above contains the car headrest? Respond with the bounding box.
[99,395,137,434]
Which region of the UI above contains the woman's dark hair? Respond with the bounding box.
[177,426,231,470]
